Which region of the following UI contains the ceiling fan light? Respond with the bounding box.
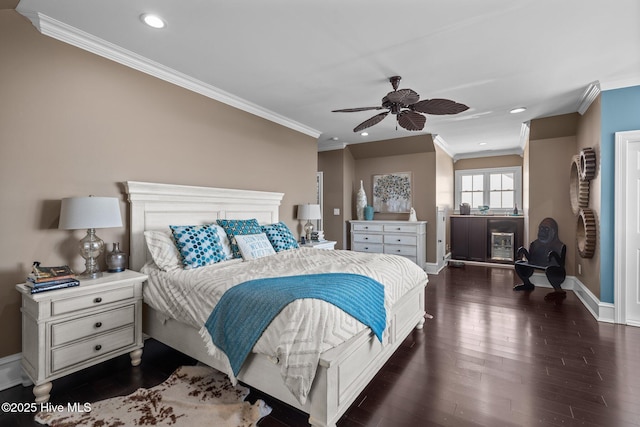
[510,107,527,114]
[141,14,166,29]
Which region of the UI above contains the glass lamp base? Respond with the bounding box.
[304,221,314,242]
[78,228,104,279]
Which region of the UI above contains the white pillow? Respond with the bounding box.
[144,230,182,271]
[211,224,233,260]
[235,233,276,260]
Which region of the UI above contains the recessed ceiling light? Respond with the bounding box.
[331,137,339,141]
[360,132,368,136]
[140,14,166,29]
[479,142,487,146]
[510,107,526,114]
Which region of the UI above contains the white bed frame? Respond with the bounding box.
[125,181,426,427]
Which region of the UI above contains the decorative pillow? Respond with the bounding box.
[216,219,262,258]
[144,230,182,271]
[235,233,276,260]
[261,222,299,252]
[169,224,227,269]
[211,224,233,260]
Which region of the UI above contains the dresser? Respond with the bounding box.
[350,220,427,269]
[16,270,147,403]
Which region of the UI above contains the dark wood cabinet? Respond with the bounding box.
[451,216,524,263]
[451,216,487,261]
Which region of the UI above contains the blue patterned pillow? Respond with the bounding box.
[169,224,226,269]
[261,222,299,252]
[216,219,262,258]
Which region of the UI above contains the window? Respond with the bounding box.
[455,167,522,213]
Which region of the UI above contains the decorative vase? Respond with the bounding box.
[356,180,367,220]
[364,205,374,220]
[106,242,127,272]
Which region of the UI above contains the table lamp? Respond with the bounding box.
[297,204,322,242]
[59,196,123,279]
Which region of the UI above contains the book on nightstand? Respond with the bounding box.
[26,278,80,294]
[26,262,78,293]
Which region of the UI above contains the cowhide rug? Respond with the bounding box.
[35,365,271,427]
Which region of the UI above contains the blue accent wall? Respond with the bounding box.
[600,85,640,303]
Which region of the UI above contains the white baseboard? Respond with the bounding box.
[0,353,26,392]
[531,273,614,323]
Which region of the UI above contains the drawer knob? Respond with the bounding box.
[93,297,102,304]
[95,322,102,328]
[364,237,369,240]
[397,227,401,230]
[94,344,102,351]
[397,239,401,242]
[397,249,401,252]
[364,247,369,250]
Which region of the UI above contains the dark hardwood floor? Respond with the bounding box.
[2,264,639,426]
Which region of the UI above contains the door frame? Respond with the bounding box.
[614,130,640,325]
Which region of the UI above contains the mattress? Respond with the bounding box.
[141,247,427,403]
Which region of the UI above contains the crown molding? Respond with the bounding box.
[317,140,348,152]
[519,121,530,150]
[453,147,524,162]
[432,134,454,158]
[18,10,322,139]
[577,81,601,115]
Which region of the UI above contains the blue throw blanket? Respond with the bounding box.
[204,273,386,376]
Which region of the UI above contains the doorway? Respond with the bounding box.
[614,130,640,326]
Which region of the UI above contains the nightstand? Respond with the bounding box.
[301,240,337,250]
[15,270,147,403]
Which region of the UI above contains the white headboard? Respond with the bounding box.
[124,181,284,270]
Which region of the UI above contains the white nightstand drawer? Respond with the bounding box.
[51,325,135,373]
[383,224,420,233]
[384,245,417,257]
[51,305,135,347]
[352,223,384,232]
[352,242,384,253]
[353,234,383,244]
[384,234,417,246]
[52,286,135,316]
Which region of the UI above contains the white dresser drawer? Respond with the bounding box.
[352,242,384,253]
[51,325,136,374]
[352,223,384,232]
[353,234,384,244]
[384,234,417,246]
[51,305,135,347]
[383,224,420,233]
[52,286,135,316]
[384,245,417,257]
[350,220,426,270]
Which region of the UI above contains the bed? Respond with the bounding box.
[125,181,427,427]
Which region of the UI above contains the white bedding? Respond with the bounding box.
[141,247,427,404]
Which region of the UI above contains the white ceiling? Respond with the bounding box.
[15,0,640,158]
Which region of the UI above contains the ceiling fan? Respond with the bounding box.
[332,76,469,132]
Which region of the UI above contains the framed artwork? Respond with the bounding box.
[373,172,412,213]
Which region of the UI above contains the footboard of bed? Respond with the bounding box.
[306,279,426,427]
[142,279,426,427]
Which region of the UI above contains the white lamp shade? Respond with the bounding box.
[297,204,322,220]
[59,197,123,230]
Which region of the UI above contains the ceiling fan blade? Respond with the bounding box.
[386,88,420,105]
[332,106,385,113]
[397,110,426,131]
[410,98,469,115]
[353,111,389,132]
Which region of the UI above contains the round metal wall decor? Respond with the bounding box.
[576,208,597,258]
[569,155,590,215]
[579,147,597,181]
